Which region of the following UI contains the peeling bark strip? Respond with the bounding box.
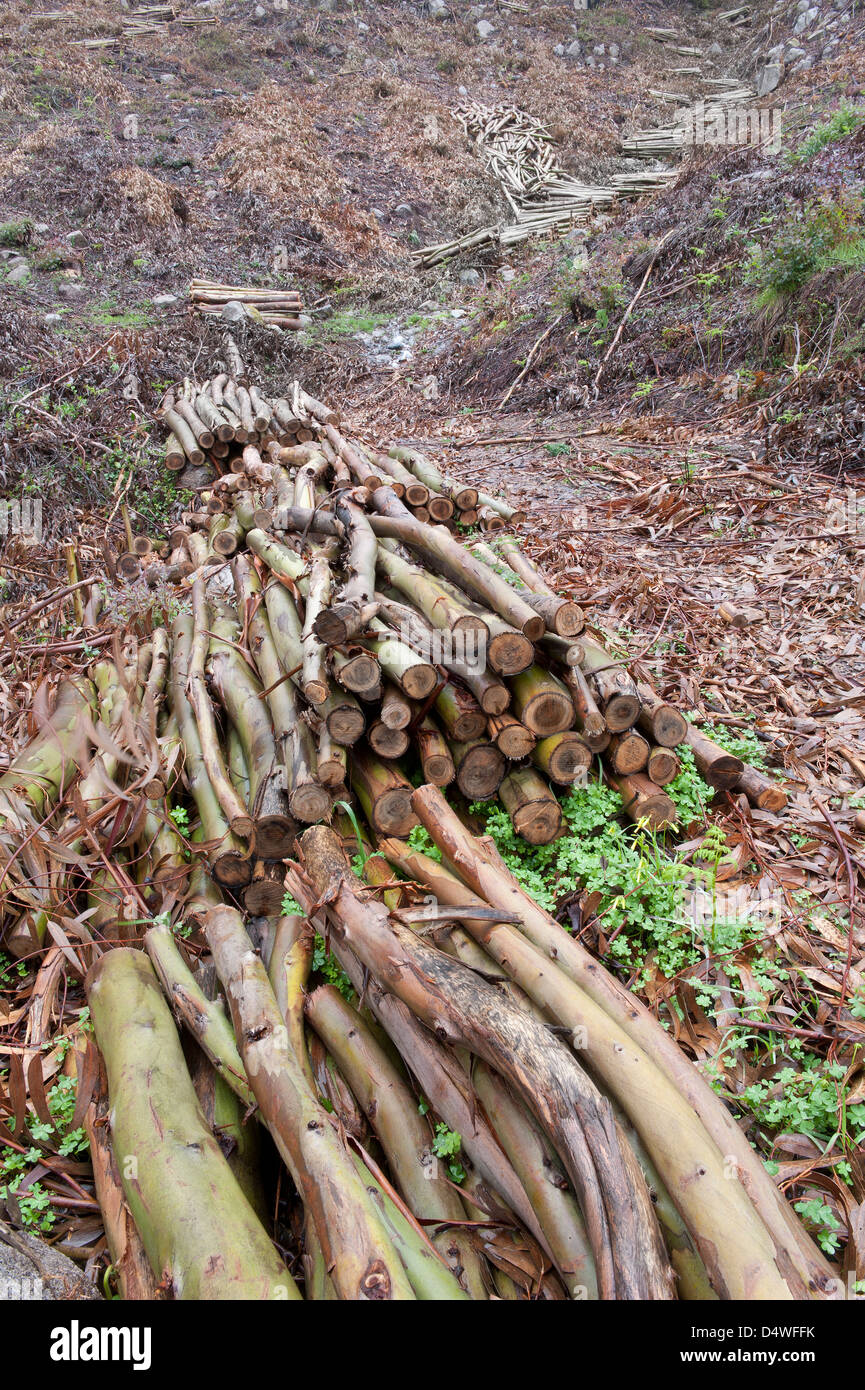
[86,949,299,1300]
[298,824,674,1301]
[202,905,416,1301]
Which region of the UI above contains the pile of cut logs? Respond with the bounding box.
[413,103,677,268]
[144,356,784,865]
[189,280,304,329]
[1,358,820,1304]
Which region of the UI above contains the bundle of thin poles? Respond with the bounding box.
[0,363,831,1302]
[189,280,304,329]
[620,86,758,159]
[412,103,676,269]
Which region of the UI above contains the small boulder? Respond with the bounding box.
[57,282,87,301]
[476,19,495,38]
[756,59,783,95]
[6,262,29,285]
[152,293,177,308]
[459,267,482,286]
[220,299,246,323]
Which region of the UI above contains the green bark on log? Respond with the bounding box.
[87,949,299,1300]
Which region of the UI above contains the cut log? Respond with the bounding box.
[734,765,788,812]
[636,683,689,748]
[415,715,456,787]
[320,690,366,746]
[203,905,415,1302]
[451,739,506,801]
[207,606,297,856]
[510,665,574,736]
[350,747,418,836]
[562,668,609,751]
[331,647,382,700]
[532,731,593,785]
[368,720,411,760]
[243,861,289,916]
[389,445,478,510]
[499,767,563,844]
[685,725,744,789]
[607,730,650,776]
[363,619,438,700]
[646,746,680,787]
[86,949,298,1300]
[317,727,349,788]
[487,712,536,760]
[380,682,412,731]
[610,771,677,830]
[581,642,641,731]
[434,682,487,743]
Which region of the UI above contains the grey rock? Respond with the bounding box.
[357,20,369,33]
[419,298,438,311]
[0,1218,97,1301]
[429,0,448,16]
[608,43,619,57]
[254,3,266,14]
[6,263,29,285]
[757,59,783,95]
[459,267,482,285]
[476,19,495,38]
[372,208,385,220]
[458,85,468,96]
[767,42,785,59]
[499,265,516,282]
[220,299,246,323]
[152,293,177,307]
[44,312,62,324]
[160,72,175,83]
[57,282,87,301]
[297,313,313,327]
[795,0,809,10]
[394,203,413,217]
[586,54,596,67]
[785,45,806,59]
[793,53,814,68]
[708,41,723,56]
[593,43,605,54]
[554,43,565,55]
[33,221,49,234]
[449,308,466,319]
[66,229,85,245]
[567,40,582,56]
